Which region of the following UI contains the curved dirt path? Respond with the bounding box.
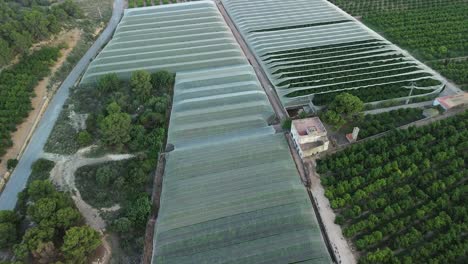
[45,146,133,264]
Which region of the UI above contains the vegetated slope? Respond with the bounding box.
[317,111,468,263]
[221,0,444,108]
[330,0,468,90]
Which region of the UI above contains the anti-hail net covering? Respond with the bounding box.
[221,0,445,107]
[86,1,335,263]
[81,1,247,84]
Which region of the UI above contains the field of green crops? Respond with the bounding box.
[317,111,468,263]
[330,0,468,91]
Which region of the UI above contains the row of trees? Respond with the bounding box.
[0,159,101,263]
[321,92,364,129]
[349,108,424,138]
[0,0,82,65]
[317,111,467,263]
[0,46,60,161]
[430,59,468,91]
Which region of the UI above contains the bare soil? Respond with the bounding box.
[306,157,358,264]
[0,29,82,180]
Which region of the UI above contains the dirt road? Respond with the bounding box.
[45,146,133,230]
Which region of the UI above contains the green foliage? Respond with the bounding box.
[61,226,101,264]
[322,110,345,129]
[30,159,55,182]
[350,108,424,138]
[317,112,468,262]
[281,118,292,130]
[7,158,18,170]
[125,194,151,228]
[0,47,60,159]
[97,73,120,94]
[131,70,152,103]
[0,0,82,60]
[0,211,19,248]
[329,93,364,116]
[76,130,93,147]
[151,70,174,94]
[13,179,89,262]
[99,102,132,150]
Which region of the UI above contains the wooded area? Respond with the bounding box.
[317,111,467,263]
[0,0,82,65]
[0,159,101,263]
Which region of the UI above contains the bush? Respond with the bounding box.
[7,159,19,170]
[76,131,92,147]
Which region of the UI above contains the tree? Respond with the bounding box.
[27,180,55,201]
[61,226,101,264]
[0,221,17,248]
[97,73,120,94]
[112,217,132,233]
[27,197,58,224]
[32,241,59,264]
[126,194,151,228]
[23,9,50,40]
[22,226,55,251]
[329,92,364,116]
[0,38,12,66]
[76,131,92,147]
[55,207,81,229]
[99,103,131,149]
[151,70,174,94]
[131,70,152,102]
[7,158,18,170]
[323,110,345,129]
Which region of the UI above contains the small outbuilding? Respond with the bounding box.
[290,117,329,158]
[433,93,468,110]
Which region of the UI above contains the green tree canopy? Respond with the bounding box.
[151,70,174,94]
[0,210,19,248]
[99,103,131,149]
[329,92,364,116]
[97,73,120,94]
[61,226,101,264]
[131,70,152,103]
